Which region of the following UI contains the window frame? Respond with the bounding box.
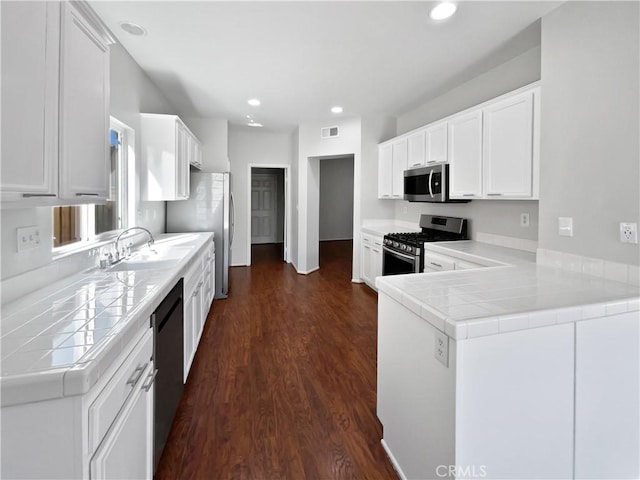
[52,117,136,258]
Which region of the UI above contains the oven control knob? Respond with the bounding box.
[393,241,399,248]
[407,246,413,254]
[401,244,407,251]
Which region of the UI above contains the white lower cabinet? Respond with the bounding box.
[574,312,640,478]
[361,233,383,291]
[183,243,215,382]
[89,329,154,480]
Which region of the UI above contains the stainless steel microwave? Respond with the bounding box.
[403,164,470,203]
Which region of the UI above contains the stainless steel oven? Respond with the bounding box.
[381,215,468,276]
[382,246,420,275]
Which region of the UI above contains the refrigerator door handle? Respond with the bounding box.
[230,192,235,247]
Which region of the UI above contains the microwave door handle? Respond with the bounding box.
[428,170,434,198]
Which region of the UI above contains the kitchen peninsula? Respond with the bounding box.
[377,242,640,479]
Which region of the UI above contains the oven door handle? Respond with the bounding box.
[383,246,416,262]
[428,170,434,198]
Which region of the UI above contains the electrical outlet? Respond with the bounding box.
[520,213,530,227]
[16,225,41,252]
[433,330,449,367]
[620,222,638,244]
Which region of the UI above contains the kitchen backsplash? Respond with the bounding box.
[537,248,640,287]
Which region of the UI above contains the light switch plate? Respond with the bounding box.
[433,330,449,367]
[558,217,573,237]
[16,225,41,252]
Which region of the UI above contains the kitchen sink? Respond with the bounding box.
[108,260,178,271]
[107,245,194,271]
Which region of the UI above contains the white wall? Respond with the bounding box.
[360,116,397,222]
[393,46,542,242]
[539,1,639,265]
[296,118,362,276]
[182,117,229,173]
[319,157,354,241]
[227,127,293,265]
[1,43,177,283]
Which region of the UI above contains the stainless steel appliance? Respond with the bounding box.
[382,214,467,276]
[404,164,470,203]
[152,279,184,471]
[166,172,233,298]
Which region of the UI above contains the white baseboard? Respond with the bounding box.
[319,237,353,242]
[296,266,319,275]
[381,439,407,480]
[352,278,364,283]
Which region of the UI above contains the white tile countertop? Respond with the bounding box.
[377,241,640,341]
[0,232,214,407]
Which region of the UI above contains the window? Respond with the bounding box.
[52,118,132,250]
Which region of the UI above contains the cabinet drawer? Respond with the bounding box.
[423,252,456,272]
[88,329,152,454]
[184,259,203,296]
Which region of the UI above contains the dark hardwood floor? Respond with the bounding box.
[155,240,397,480]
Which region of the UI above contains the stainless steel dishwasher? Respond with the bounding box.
[152,279,184,472]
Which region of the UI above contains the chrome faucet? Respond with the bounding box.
[112,227,155,263]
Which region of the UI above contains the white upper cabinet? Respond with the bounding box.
[1,2,60,202]
[378,143,393,198]
[392,138,408,198]
[483,89,538,199]
[407,130,426,168]
[1,1,113,206]
[59,2,110,201]
[448,110,483,199]
[141,114,201,201]
[426,122,447,165]
[378,83,540,202]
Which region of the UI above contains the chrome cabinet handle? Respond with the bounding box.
[462,194,475,197]
[486,193,502,196]
[427,160,436,164]
[75,192,100,196]
[22,193,56,197]
[430,262,442,268]
[126,364,146,386]
[142,369,158,392]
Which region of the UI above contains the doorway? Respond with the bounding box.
[319,155,354,272]
[247,165,290,265]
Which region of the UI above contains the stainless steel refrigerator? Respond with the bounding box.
[166,172,234,298]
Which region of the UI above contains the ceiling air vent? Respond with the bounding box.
[321,126,339,139]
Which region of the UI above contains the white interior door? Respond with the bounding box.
[251,173,277,244]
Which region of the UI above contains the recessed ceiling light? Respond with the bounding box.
[247,98,261,107]
[430,2,457,20]
[119,22,147,36]
[246,115,252,119]
[248,122,263,127]
[331,106,343,114]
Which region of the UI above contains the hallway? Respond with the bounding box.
[155,241,397,479]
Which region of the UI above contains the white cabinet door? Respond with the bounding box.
[361,243,373,285]
[407,130,426,168]
[90,333,153,480]
[391,139,407,198]
[371,245,383,283]
[426,122,447,165]
[575,313,640,479]
[483,91,534,198]
[59,2,110,201]
[378,144,393,199]
[175,123,190,200]
[1,2,60,202]
[90,374,153,480]
[448,110,483,199]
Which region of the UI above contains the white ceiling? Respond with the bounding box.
[90,1,561,132]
